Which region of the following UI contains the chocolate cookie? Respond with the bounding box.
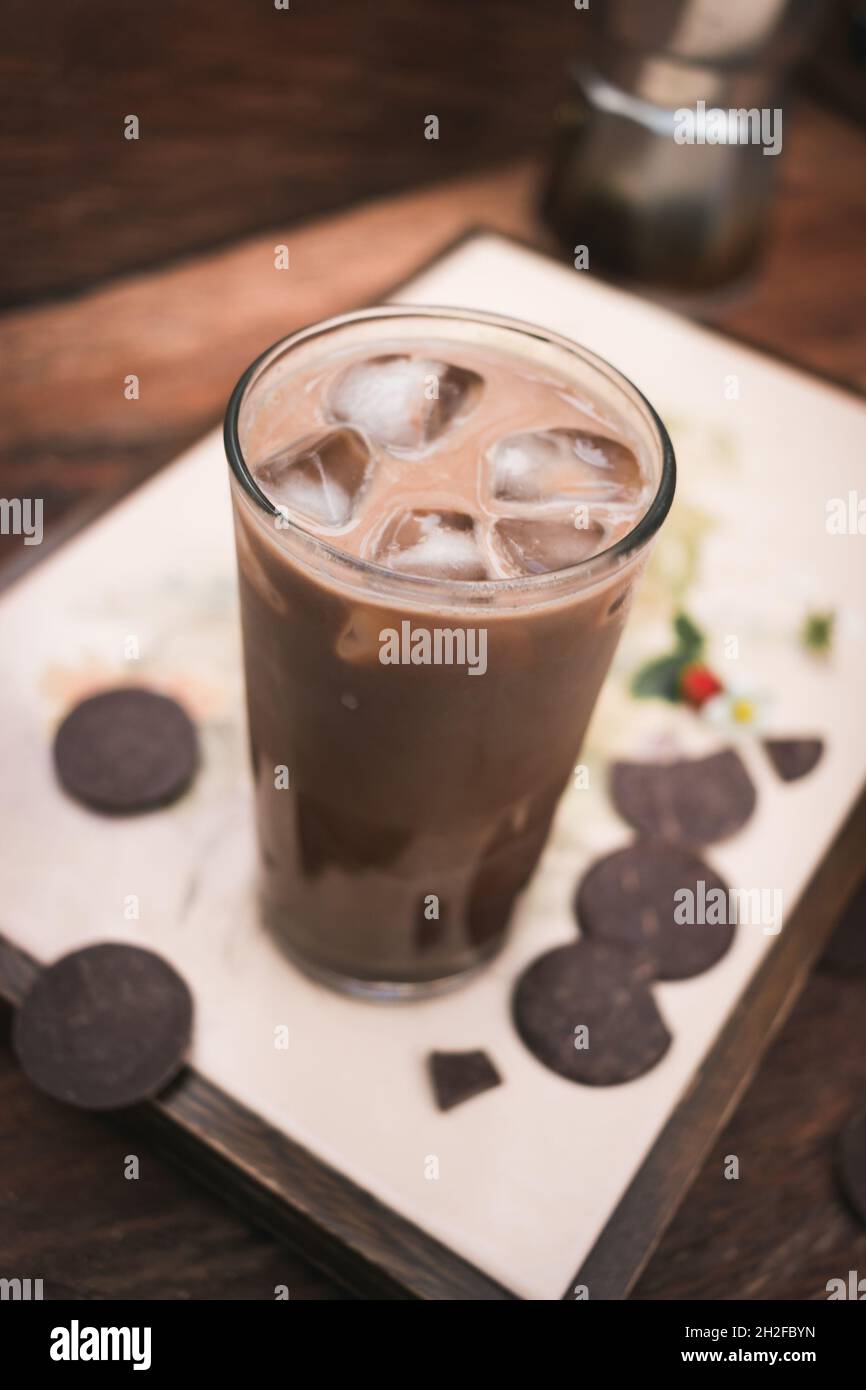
[12,943,193,1110]
[512,940,670,1086]
[53,687,199,814]
[576,840,735,981]
[610,748,756,847]
[428,1049,502,1111]
[762,737,824,783]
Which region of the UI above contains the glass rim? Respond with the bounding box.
[223,304,676,599]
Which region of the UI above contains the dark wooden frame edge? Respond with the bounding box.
[0,936,515,1302]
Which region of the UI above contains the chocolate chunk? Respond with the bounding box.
[610,748,756,847]
[12,943,193,1110]
[576,840,735,981]
[512,940,670,1086]
[821,876,866,973]
[53,687,199,814]
[837,1107,866,1227]
[762,737,824,783]
[428,1049,502,1111]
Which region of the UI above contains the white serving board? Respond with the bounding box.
[2,234,865,1300]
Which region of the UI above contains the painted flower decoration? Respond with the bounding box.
[630,611,768,729]
[630,612,708,703]
[702,684,769,732]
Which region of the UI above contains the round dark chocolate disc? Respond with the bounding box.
[12,943,193,1110]
[576,839,735,981]
[512,940,671,1086]
[838,1107,866,1227]
[610,748,756,848]
[53,687,199,814]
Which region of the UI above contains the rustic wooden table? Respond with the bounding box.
[2,95,866,1299]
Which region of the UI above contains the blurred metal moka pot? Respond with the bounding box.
[543,0,824,290]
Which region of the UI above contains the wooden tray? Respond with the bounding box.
[2,232,865,1300]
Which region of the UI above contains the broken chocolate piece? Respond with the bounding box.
[762,737,824,783]
[512,940,670,1086]
[576,839,736,981]
[428,1049,502,1111]
[610,748,756,847]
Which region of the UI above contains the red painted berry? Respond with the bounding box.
[679,663,723,708]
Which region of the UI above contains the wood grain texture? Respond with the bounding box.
[0,0,580,306]
[634,954,866,1300]
[0,937,513,1301]
[0,162,543,585]
[705,101,866,394]
[0,1001,346,1301]
[2,97,866,584]
[576,786,866,1300]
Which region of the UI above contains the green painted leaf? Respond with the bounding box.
[630,654,686,701]
[800,610,835,654]
[672,611,704,657]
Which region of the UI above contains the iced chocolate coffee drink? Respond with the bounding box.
[225,308,674,997]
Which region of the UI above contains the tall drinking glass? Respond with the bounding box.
[224,307,675,998]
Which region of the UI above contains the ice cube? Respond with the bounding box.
[371,509,490,581]
[488,429,642,506]
[327,355,482,452]
[491,515,608,576]
[253,427,371,528]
